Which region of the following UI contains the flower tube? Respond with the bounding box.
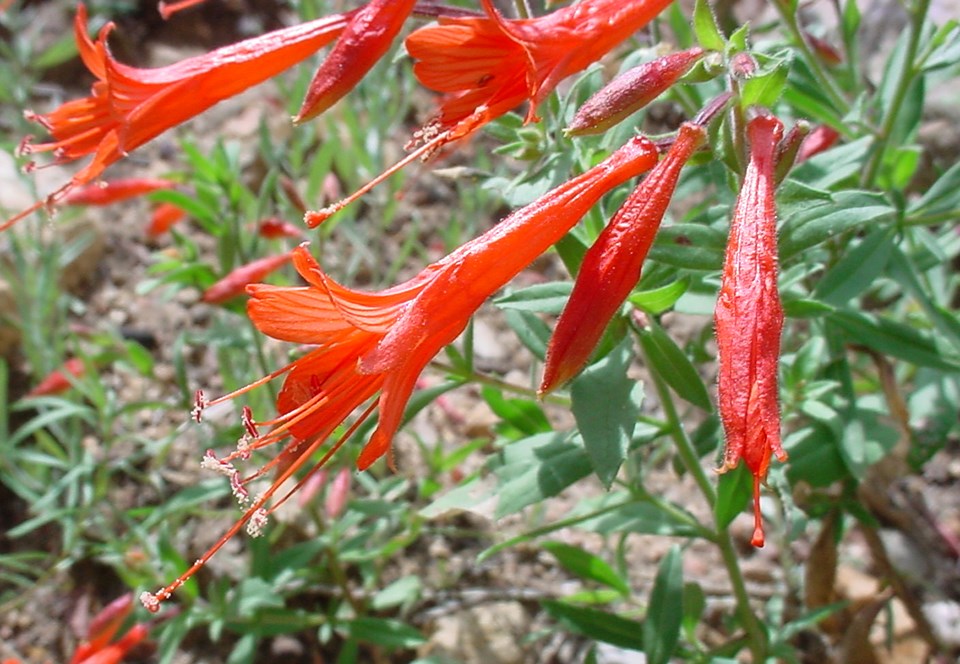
[541,122,706,394]
[715,112,788,548]
[140,135,659,612]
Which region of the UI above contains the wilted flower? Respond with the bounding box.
[715,112,788,548]
[140,135,658,611]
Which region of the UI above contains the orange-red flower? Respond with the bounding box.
[70,594,149,664]
[715,113,788,548]
[145,202,187,237]
[406,0,673,134]
[140,135,658,612]
[63,177,177,206]
[26,357,86,397]
[295,0,417,122]
[541,122,706,394]
[5,4,352,230]
[201,251,293,304]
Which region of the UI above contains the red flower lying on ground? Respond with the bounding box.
[715,112,789,548]
[140,135,659,612]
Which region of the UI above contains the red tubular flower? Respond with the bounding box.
[715,113,788,548]
[541,122,706,394]
[4,4,352,231]
[27,357,86,397]
[796,124,840,163]
[157,0,205,19]
[295,0,417,122]
[70,594,148,664]
[201,252,293,304]
[145,202,187,237]
[406,0,673,133]
[256,217,305,240]
[63,177,177,206]
[140,136,658,612]
[306,0,671,226]
[566,48,706,136]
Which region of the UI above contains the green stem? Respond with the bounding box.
[772,1,849,114]
[429,360,571,406]
[859,0,931,188]
[639,338,768,660]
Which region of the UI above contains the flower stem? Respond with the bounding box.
[859,0,931,188]
[639,335,768,660]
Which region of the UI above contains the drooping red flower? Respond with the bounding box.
[796,124,840,163]
[541,122,706,394]
[406,0,673,133]
[140,135,658,612]
[63,177,177,206]
[201,251,294,304]
[715,112,788,548]
[4,4,353,230]
[295,0,417,122]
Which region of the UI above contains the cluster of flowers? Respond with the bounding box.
[6,0,810,613]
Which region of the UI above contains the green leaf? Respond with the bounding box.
[681,582,706,642]
[649,224,726,271]
[714,462,752,529]
[629,279,689,314]
[837,409,900,480]
[841,0,861,47]
[637,321,713,411]
[813,228,896,305]
[789,137,872,190]
[542,600,644,651]
[741,56,790,108]
[570,341,642,488]
[643,546,684,664]
[492,433,592,518]
[341,617,426,650]
[908,159,960,217]
[779,191,896,260]
[503,308,551,360]
[372,576,423,610]
[578,500,702,537]
[542,542,630,596]
[481,386,551,437]
[784,425,849,487]
[495,282,572,315]
[692,0,725,50]
[829,309,960,370]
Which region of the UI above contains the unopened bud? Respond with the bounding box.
[566,48,706,136]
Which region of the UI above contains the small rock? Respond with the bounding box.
[422,601,530,664]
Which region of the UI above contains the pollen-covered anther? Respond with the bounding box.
[200,449,235,476]
[139,591,161,613]
[246,508,269,538]
[192,389,208,423]
[241,405,259,439]
[236,434,252,460]
[230,472,250,506]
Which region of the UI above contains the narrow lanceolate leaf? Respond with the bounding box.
[637,320,712,412]
[542,601,644,651]
[542,542,631,596]
[570,341,642,488]
[813,227,896,305]
[643,546,684,664]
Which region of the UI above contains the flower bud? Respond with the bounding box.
[566,48,705,136]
